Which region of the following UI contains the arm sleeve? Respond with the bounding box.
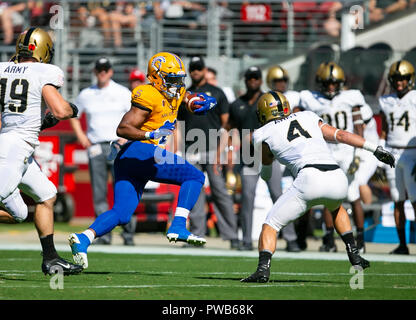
[41,65,65,89]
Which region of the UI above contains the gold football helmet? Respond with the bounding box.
[256,91,291,126]
[387,60,415,94]
[147,52,186,100]
[15,27,54,63]
[266,65,289,90]
[315,62,345,99]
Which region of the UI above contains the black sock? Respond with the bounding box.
[325,227,335,244]
[340,231,357,253]
[258,250,272,270]
[397,228,406,247]
[325,227,334,236]
[356,228,364,240]
[40,234,59,260]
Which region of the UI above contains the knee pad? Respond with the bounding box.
[2,189,28,223]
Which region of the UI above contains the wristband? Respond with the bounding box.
[333,129,340,143]
[145,131,152,140]
[363,140,378,153]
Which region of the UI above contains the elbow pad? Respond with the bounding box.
[69,102,79,118]
[260,164,273,181]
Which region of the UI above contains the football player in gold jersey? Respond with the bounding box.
[69,52,217,269]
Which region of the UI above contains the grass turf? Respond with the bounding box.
[0,250,415,300]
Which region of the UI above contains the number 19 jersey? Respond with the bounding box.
[0,61,64,146]
[253,111,337,177]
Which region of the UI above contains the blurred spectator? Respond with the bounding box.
[205,67,236,104]
[0,1,28,44]
[280,1,342,40]
[128,67,146,90]
[164,0,205,29]
[77,1,112,47]
[198,1,233,26]
[319,1,342,37]
[162,1,206,54]
[165,1,205,18]
[139,1,165,32]
[369,0,407,23]
[109,1,138,47]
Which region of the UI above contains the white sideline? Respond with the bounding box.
[0,243,416,263]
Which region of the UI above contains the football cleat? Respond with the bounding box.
[42,256,83,276]
[68,233,90,269]
[389,245,409,255]
[347,246,370,269]
[241,267,270,283]
[319,243,337,252]
[166,224,206,246]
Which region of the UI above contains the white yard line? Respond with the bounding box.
[1,243,416,263]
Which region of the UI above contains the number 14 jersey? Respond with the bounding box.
[253,111,337,178]
[0,61,64,147]
[379,90,416,148]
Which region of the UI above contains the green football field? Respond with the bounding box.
[1,249,415,301]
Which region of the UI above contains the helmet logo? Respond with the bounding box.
[28,44,36,51]
[151,56,166,71]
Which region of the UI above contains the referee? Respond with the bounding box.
[70,57,137,246]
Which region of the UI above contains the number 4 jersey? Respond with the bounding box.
[0,61,64,147]
[253,111,337,177]
[379,90,416,148]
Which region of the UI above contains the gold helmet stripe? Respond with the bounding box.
[268,90,284,113]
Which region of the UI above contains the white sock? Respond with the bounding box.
[174,207,190,219]
[82,229,95,244]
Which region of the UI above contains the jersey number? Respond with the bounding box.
[389,111,409,132]
[0,78,29,113]
[321,111,347,130]
[287,119,312,142]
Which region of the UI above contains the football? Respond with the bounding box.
[186,93,204,113]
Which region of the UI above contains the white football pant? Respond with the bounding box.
[265,167,348,232]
